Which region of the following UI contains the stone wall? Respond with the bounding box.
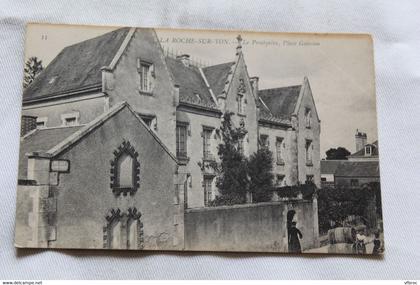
[184,198,319,252]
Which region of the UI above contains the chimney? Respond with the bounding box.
[355,129,367,152]
[21,115,37,136]
[177,54,190,67]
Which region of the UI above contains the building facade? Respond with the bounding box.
[320,130,380,188]
[20,27,321,209]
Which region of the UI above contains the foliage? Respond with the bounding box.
[317,182,381,234]
[214,112,249,201]
[209,112,276,205]
[276,183,317,200]
[23,56,44,89]
[208,193,245,207]
[248,147,274,202]
[325,147,351,160]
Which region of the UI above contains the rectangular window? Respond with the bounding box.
[203,128,213,160]
[138,113,156,130]
[61,112,79,126]
[305,108,312,128]
[259,134,269,149]
[276,175,285,187]
[306,175,314,183]
[64,117,77,126]
[276,137,284,164]
[137,59,153,93]
[36,121,46,128]
[237,94,243,114]
[203,177,213,206]
[176,124,187,158]
[238,137,244,155]
[305,140,313,165]
[351,179,359,187]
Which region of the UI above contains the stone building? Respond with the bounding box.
[16,102,185,249]
[19,27,321,211]
[320,130,380,188]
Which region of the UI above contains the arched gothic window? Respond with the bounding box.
[103,208,144,249]
[110,140,140,196]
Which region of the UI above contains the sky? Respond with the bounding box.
[25,24,378,157]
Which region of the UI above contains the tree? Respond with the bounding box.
[248,147,274,202]
[325,147,351,160]
[23,56,44,89]
[214,112,249,203]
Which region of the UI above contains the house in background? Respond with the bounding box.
[320,130,380,188]
[320,160,346,188]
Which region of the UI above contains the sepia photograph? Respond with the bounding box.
[15,23,383,254]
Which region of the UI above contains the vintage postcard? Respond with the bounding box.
[15,23,383,254]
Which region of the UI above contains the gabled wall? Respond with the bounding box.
[44,107,181,250]
[224,54,259,156]
[295,78,321,187]
[105,28,178,154]
[258,125,298,186]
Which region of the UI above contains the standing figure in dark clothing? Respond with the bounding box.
[288,222,303,253]
[372,232,381,255]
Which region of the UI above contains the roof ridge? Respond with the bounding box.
[259,85,302,92]
[63,27,130,50]
[203,61,235,69]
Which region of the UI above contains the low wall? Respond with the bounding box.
[184,199,318,252]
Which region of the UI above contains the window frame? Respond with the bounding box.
[110,140,140,196]
[61,112,79,127]
[259,134,269,150]
[203,176,214,207]
[276,174,285,187]
[276,137,284,165]
[176,123,188,160]
[202,127,214,161]
[305,139,313,166]
[137,59,154,94]
[36,117,48,129]
[305,107,312,129]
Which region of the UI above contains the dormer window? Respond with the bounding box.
[36,117,48,129]
[305,108,312,128]
[61,112,79,126]
[137,113,157,131]
[365,145,372,156]
[137,59,154,93]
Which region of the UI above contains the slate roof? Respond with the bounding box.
[202,62,235,96]
[18,126,83,179]
[258,85,302,119]
[321,160,349,174]
[349,140,379,157]
[165,57,218,110]
[334,161,380,177]
[23,27,131,102]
